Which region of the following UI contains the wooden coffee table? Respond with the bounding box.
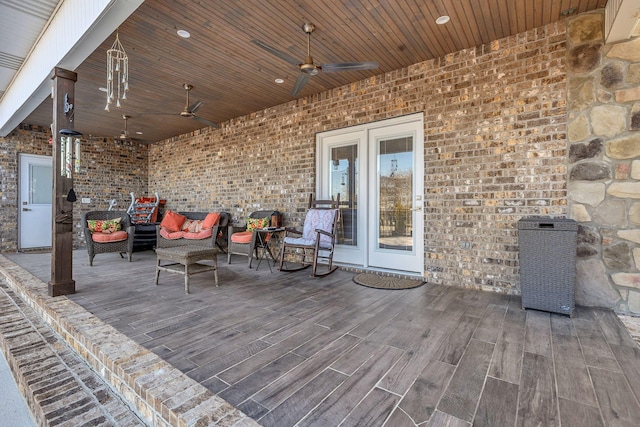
[155,245,218,294]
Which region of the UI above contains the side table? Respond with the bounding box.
[253,228,284,272]
[155,245,218,293]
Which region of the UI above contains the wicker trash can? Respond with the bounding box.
[518,217,578,316]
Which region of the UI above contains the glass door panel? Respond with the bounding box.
[368,120,423,273]
[377,137,413,251]
[331,145,358,246]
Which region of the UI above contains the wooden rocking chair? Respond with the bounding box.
[279,194,340,277]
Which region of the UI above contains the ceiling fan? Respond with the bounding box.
[144,84,218,128]
[117,114,133,141]
[176,84,218,128]
[252,23,379,97]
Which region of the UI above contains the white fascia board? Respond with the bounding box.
[605,0,640,44]
[0,0,144,137]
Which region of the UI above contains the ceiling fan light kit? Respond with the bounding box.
[252,22,379,97]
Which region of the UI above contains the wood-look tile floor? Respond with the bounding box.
[7,249,640,427]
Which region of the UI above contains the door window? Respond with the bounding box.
[377,136,413,251]
[331,145,358,246]
[30,164,52,204]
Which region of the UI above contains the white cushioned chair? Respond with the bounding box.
[279,194,340,277]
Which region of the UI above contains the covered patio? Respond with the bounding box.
[1,249,639,426]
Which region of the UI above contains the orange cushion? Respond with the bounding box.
[184,228,213,240]
[202,212,221,229]
[160,210,186,232]
[230,231,253,244]
[160,228,186,239]
[91,230,128,243]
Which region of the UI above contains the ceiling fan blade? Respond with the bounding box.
[251,39,300,66]
[138,112,179,116]
[192,115,219,129]
[290,73,311,97]
[320,61,379,73]
[188,100,203,114]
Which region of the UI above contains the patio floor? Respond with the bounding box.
[3,248,640,426]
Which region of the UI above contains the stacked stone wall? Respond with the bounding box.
[0,128,148,251]
[150,21,569,294]
[567,11,640,314]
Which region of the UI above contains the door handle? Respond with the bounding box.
[22,208,32,211]
[412,206,422,212]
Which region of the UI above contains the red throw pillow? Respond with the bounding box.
[202,212,221,229]
[160,210,187,232]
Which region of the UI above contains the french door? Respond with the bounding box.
[19,153,53,249]
[317,113,424,274]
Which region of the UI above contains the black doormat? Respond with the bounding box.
[353,273,425,290]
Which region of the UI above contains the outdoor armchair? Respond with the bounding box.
[228,210,281,267]
[82,210,135,266]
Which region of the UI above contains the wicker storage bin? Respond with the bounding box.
[518,217,578,316]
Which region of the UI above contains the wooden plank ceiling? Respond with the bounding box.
[24,0,607,143]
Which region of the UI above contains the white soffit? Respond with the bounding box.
[605,0,640,44]
[0,0,59,97]
[0,0,144,137]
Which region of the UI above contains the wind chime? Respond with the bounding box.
[59,129,82,178]
[105,31,129,111]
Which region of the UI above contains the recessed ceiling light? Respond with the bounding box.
[135,131,143,135]
[98,87,107,92]
[177,29,191,38]
[436,15,450,25]
[275,78,285,84]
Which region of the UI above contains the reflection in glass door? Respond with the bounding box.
[330,144,358,246]
[377,137,413,251]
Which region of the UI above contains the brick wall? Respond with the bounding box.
[150,21,569,294]
[0,128,148,251]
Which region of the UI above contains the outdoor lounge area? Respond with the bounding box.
[3,1,640,426]
[1,249,640,426]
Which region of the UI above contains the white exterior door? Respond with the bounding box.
[19,154,53,249]
[317,113,424,274]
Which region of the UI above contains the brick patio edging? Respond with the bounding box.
[0,280,148,426]
[0,255,259,427]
